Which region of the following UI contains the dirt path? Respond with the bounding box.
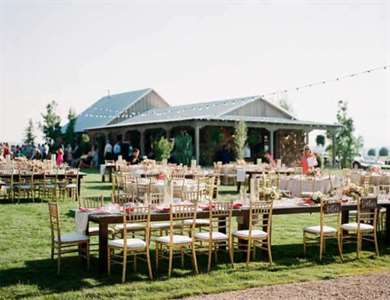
[184,272,390,300]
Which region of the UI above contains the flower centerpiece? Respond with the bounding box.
[342,183,364,199]
[311,191,325,203]
[306,168,321,177]
[258,186,280,201]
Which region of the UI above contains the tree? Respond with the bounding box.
[316,134,325,146]
[173,131,193,165]
[64,108,77,146]
[41,101,62,146]
[367,148,376,157]
[327,100,363,168]
[153,137,174,161]
[379,147,389,157]
[233,120,247,161]
[24,118,36,145]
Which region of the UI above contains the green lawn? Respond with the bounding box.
[0,170,389,299]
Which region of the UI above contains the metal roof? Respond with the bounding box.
[86,94,338,130]
[89,95,259,129]
[73,88,152,132]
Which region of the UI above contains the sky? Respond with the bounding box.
[1,0,389,148]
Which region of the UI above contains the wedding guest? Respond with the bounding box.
[129,148,141,165]
[56,145,64,167]
[264,151,276,168]
[301,145,317,174]
[113,140,122,161]
[104,140,113,161]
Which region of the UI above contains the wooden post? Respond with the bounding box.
[269,129,275,157]
[195,124,200,163]
[332,132,336,168]
[140,129,145,157]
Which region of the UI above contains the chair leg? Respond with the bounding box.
[356,232,361,259]
[303,232,307,256]
[51,244,54,260]
[122,251,127,283]
[191,243,199,274]
[168,247,173,278]
[146,250,153,280]
[319,235,324,261]
[373,231,379,256]
[133,254,137,272]
[267,238,273,265]
[207,242,213,272]
[228,239,234,267]
[180,247,184,268]
[246,240,251,267]
[337,233,344,261]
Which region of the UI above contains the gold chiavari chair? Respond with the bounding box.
[0,171,15,202]
[48,202,90,275]
[232,200,273,266]
[14,170,35,203]
[362,175,377,195]
[79,195,115,242]
[40,170,58,201]
[194,201,234,272]
[303,199,343,261]
[340,197,379,258]
[108,205,153,282]
[155,203,199,278]
[136,177,152,202]
[63,169,79,201]
[147,193,171,234]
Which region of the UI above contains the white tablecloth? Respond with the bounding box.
[279,176,344,197]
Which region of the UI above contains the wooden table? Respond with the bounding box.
[89,198,390,272]
[0,172,86,195]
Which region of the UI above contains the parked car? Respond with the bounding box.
[352,153,390,170]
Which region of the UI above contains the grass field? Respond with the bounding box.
[0,170,389,299]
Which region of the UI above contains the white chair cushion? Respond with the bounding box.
[183,219,210,225]
[66,183,77,188]
[114,223,145,231]
[108,238,146,249]
[155,235,192,244]
[151,222,170,229]
[341,222,374,232]
[55,232,89,243]
[16,184,32,189]
[233,229,268,239]
[304,225,337,234]
[88,226,100,234]
[194,231,228,241]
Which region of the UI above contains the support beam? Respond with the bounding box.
[269,129,275,157]
[139,130,145,157]
[194,124,200,163]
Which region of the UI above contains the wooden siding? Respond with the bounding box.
[108,90,169,125]
[225,99,291,119]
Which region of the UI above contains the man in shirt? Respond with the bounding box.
[104,140,113,161]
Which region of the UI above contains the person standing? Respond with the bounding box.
[104,140,113,161]
[113,140,121,161]
[56,145,64,167]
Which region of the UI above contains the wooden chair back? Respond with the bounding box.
[123,205,151,250]
[248,200,273,237]
[147,192,164,206]
[358,197,378,228]
[207,201,232,235]
[48,202,61,243]
[320,199,341,231]
[79,195,104,208]
[168,203,198,239]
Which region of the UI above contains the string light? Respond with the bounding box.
[259,65,390,98]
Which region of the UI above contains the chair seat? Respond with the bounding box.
[183,219,210,226]
[301,192,314,198]
[155,235,192,244]
[44,184,56,189]
[304,225,337,234]
[151,222,171,229]
[15,184,32,189]
[341,222,374,232]
[66,184,77,189]
[108,238,146,249]
[114,223,145,232]
[55,232,89,243]
[88,226,114,235]
[233,229,268,239]
[194,231,228,241]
